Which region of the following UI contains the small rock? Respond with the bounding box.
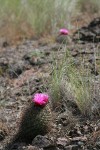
[77,141,84,146]
[56,137,69,147]
[23,52,46,66]
[7,142,23,150]
[65,145,79,150]
[32,135,52,148]
[71,136,87,142]
[24,145,40,150]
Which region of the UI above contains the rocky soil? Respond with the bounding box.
[0,18,100,150]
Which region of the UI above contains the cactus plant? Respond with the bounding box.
[5,93,53,150]
[15,93,52,143]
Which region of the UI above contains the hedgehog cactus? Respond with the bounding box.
[15,93,52,143]
[60,28,69,35]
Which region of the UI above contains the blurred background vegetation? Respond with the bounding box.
[0,0,100,40]
[0,0,100,119]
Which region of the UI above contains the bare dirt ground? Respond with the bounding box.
[0,17,100,150]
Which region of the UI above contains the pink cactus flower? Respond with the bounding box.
[32,93,49,106]
[60,28,69,35]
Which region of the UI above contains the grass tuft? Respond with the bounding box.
[50,47,94,116]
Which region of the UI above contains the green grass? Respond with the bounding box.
[50,48,94,116]
[0,0,100,38]
[0,0,77,35]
